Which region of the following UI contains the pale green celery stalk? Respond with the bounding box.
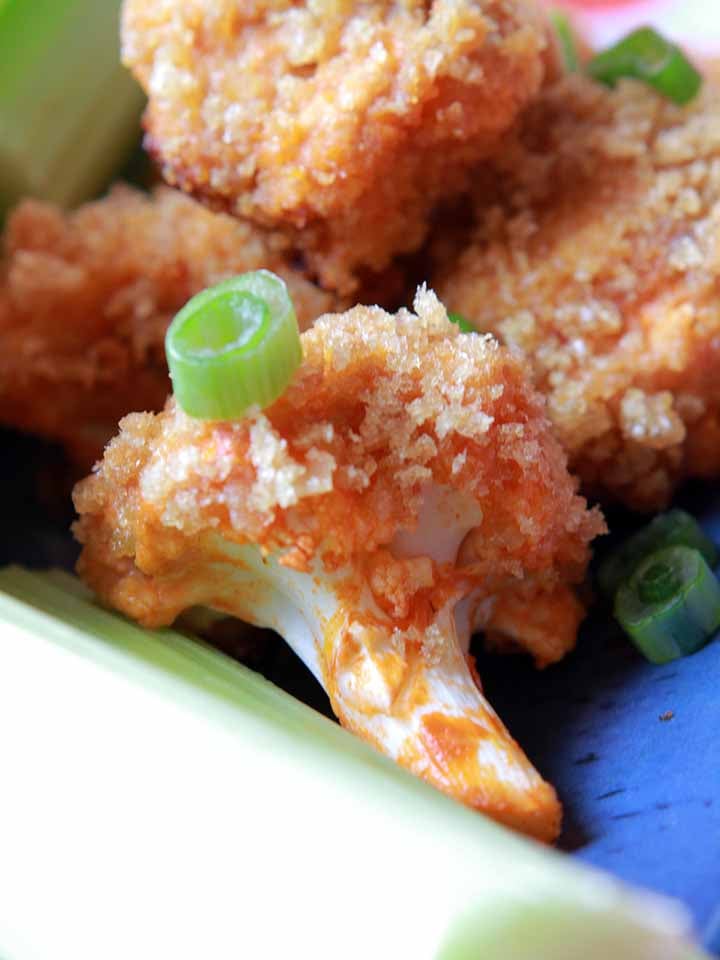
[0,566,709,960]
[0,0,144,215]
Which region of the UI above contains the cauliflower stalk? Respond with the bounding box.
[74,289,604,843]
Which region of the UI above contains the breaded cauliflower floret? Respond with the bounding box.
[121,0,553,292]
[74,288,603,841]
[0,185,338,468]
[435,72,720,511]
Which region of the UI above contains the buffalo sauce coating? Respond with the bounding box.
[417,712,561,842]
[485,580,586,668]
[317,569,561,843]
[73,292,599,842]
[122,0,552,291]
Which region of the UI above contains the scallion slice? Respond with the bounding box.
[550,9,580,74]
[448,311,475,333]
[587,27,702,105]
[598,509,717,600]
[614,545,720,664]
[165,270,302,420]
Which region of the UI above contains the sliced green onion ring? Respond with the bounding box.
[165,270,302,420]
[448,311,475,334]
[614,545,720,664]
[550,9,580,74]
[597,509,717,600]
[587,27,702,105]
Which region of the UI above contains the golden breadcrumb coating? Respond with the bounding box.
[434,72,720,511]
[0,185,338,467]
[74,287,600,616]
[484,579,585,668]
[122,0,552,293]
[74,290,602,841]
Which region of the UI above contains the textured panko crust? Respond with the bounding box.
[74,288,601,636]
[484,579,585,669]
[434,72,720,511]
[74,289,602,842]
[0,185,338,468]
[121,0,552,293]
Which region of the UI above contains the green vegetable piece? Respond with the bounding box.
[587,26,702,105]
[0,565,711,959]
[597,509,717,599]
[165,270,302,420]
[448,311,475,333]
[0,0,145,216]
[614,545,720,664]
[550,9,580,73]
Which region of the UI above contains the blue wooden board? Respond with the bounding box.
[2,428,718,949]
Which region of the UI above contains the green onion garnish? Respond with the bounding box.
[448,311,475,333]
[614,545,720,664]
[587,27,702,105]
[550,10,580,73]
[597,509,717,600]
[165,270,302,420]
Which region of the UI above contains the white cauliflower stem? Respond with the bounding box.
[73,290,604,841]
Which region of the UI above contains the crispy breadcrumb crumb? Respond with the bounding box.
[0,185,338,466]
[122,0,553,292]
[74,289,603,841]
[75,287,601,609]
[434,72,720,510]
[484,579,586,668]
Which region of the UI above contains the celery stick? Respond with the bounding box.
[0,0,144,215]
[0,566,709,960]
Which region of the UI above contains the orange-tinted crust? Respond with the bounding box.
[435,71,720,510]
[0,185,338,467]
[485,580,586,668]
[74,291,601,840]
[75,290,601,594]
[122,0,554,292]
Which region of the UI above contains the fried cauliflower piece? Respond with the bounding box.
[434,72,720,511]
[74,287,603,841]
[0,185,338,467]
[482,580,586,668]
[121,0,553,293]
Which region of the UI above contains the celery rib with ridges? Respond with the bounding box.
[0,565,710,960]
[0,0,144,215]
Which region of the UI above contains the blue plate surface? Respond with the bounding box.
[479,482,720,949]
